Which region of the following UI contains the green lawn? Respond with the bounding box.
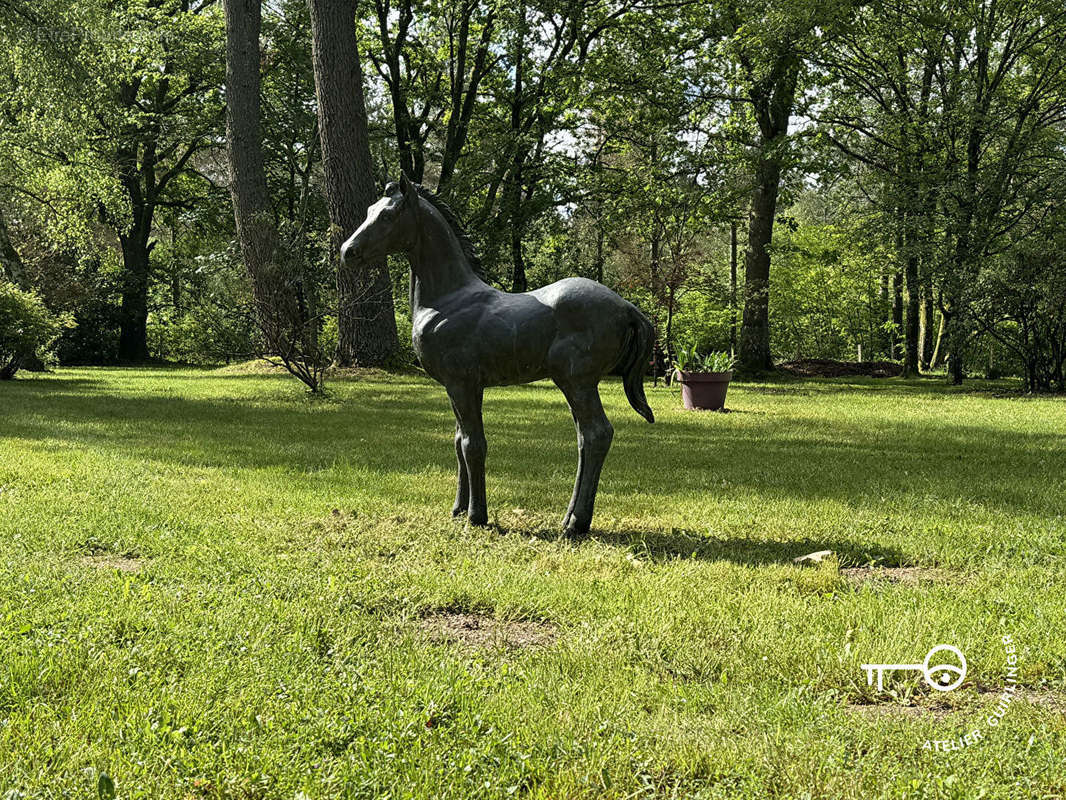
[1,366,1064,798]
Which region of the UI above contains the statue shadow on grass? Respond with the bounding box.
[510,524,910,567]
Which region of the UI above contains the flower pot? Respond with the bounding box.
[675,369,733,411]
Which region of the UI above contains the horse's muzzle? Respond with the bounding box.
[340,241,362,267]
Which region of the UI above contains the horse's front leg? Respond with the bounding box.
[557,381,613,536]
[450,417,469,517]
[447,385,488,526]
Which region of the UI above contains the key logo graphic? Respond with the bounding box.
[861,644,967,692]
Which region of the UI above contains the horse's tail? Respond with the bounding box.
[620,308,655,423]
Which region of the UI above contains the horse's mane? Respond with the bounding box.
[415,184,486,281]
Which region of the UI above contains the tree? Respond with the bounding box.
[582,5,733,374]
[934,0,1066,383]
[973,238,1066,392]
[224,0,325,390]
[716,0,827,373]
[817,0,944,376]
[2,0,225,362]
[309,0,398,367]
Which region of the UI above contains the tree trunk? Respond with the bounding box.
[902,252,920,376]
[945,309,965,384]
[879,267,891,356]
[438,8,496,192]
[729,220,738,358]
[919,289,934,370]
[650,227,662,385]
[930,310,947,369]
[507,10,527,294]
[117,228,152,362]
[509,186,526,293]
[308,0,398,366]
[593,223,604,284]
[892,268,903,360]
[738,154,780,372]
[737,59,796,374]
[223,0,283,343]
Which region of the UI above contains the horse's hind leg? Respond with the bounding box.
[450,415,469,517]
[447,384,488,526]
[557,380,613,536]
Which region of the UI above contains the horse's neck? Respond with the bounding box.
[409,204,480,310]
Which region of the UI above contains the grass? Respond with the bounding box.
[1,365,1064,799]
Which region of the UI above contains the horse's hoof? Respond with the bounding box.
[562,513,590,537]
[451,505,465,517]
[468,510,488,526]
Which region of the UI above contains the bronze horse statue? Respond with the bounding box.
[342,175,654,535]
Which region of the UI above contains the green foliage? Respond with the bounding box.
[770,218,892,361]
[145,248,259,366]
[669,281,736,354]
[0,280,73,378]
[672,342,735,373]
[1,0,1065,384]
[972,229,1066,392]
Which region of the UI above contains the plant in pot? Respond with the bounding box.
[672,345,735,411]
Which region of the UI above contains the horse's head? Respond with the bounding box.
[341,173,420,266]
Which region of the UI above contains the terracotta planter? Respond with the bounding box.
[675,369,733,411]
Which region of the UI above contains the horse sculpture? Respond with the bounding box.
[341,174,654,535]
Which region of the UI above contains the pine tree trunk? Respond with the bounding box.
[308,0,397,367]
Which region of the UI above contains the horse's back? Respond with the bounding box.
[530,277,633,318]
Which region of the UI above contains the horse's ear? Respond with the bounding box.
[399,172,418,208]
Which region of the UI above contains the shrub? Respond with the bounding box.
[0,281,73,379]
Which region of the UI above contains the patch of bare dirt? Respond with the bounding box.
[842,566,953,586]
[1005,688,1066,715]
[847,689,978,720]
[847,687,1066,719]
[846,701,949,719]
[417,612,556,649]
[81,555,143,573]
[778,358,903,378]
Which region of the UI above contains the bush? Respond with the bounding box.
[148,305,258,365]
[0,281,73,379]
[56,294,122,365]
